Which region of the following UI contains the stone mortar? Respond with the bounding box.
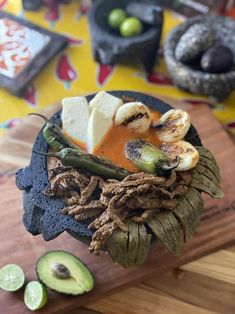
[164,15,235,100]
[88,0,163,72]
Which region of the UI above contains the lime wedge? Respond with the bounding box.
[24,281,48,311]
[0,264,25,292]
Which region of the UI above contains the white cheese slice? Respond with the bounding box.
[89,91,123,119]
[61,96,89,146]
[87,108,112,153]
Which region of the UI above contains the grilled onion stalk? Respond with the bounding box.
[125,140,179,174]
[33,148,131,180]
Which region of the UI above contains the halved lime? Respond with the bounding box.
[24,281,48,311]
[0,264,25,292]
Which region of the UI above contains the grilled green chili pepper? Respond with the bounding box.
[29,113,81,151]
[125,139,179,175]
[33,148,131,180]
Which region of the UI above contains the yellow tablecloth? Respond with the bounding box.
[0,0,235,137]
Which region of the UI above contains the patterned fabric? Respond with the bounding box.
[0,0,234,137]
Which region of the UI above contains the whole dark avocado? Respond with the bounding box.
[201,45,234,73]
[175,23,215,62]
[36,250,94,295]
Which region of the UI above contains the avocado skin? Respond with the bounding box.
[36,250,94,296]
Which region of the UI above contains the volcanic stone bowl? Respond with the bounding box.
[15,91,202,246]
[164,15,235,99]
[88,0,163,72]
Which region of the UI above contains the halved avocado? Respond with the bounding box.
[36,250,94,295]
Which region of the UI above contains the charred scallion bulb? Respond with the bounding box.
[153,109,191,142]
[161,140,199,171]
[115,102,151,134]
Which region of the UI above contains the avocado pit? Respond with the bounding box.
[51,262,71,280]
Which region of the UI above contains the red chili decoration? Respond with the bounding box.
[183,99,213,107]
[147,72,173,85]
[23,84,37,107]
[45,3,60,27]
[227,121,235,128]
[56,54,77,89]
[80,4,90,15]
[97,64,114,86]
[67,37,84,46]
[8,118,22,129]
[0,118,22,130]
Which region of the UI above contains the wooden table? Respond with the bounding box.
[1,96,235,314]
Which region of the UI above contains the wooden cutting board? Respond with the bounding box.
[1,99,235,314]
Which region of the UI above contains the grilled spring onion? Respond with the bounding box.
[160,140,199,171]
[33,148,131,180]
[153,109,191,143]
[114,102,151,134]
[125,139,179,175]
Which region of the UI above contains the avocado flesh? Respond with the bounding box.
[36,251,94,295]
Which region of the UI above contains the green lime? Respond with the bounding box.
[108,8,127,29]
[120,17,143,37]
[24,281,48,311]
[0,264,25,292]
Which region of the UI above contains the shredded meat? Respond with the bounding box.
[160,199,177,210]
[67,195,81,206]
[117,176,166,188]
[88,211,111,230]
[89,221,117,254]
[49,166,73,180]
[45,159,191,254]
[137,183,151,193]
[177,171,192,185]
[49,172,74,194]
[106,195,128,231]
[171,184,188,197]
[132,209,157,223]
[62,200,105,216]
[152,186,173,198]
[74,209,103,221]
[80,176,99,205]
[162,170,177,188]
[47,158,69,179]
